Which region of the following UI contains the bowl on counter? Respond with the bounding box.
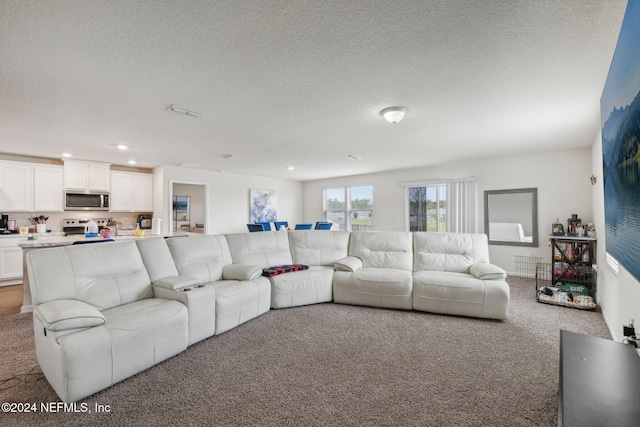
[134,229,145,237]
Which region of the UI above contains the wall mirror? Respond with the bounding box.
[484,188,538,247]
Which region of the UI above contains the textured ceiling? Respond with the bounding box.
[0,0,628,181]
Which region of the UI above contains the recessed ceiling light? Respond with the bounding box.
[219,153,235,159]
[127,160,136,165]
[287,166,295,170]
[167,105,202,118]
[117,144,129,150]
[61,153,73,158]
[380,107,407,123]
[345,154,362,160]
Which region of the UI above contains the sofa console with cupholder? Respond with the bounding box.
[26,230,509,402]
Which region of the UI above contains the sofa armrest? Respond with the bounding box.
[34,299,105,332]
[469,263,507,280]
[335,256,363,272]
[222,264,262,280]
[154,276,202,291]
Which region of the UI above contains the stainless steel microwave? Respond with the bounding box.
[64,192,110,211]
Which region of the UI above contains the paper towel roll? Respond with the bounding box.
[151,218,162,235]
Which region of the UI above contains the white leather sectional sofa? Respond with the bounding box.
[26,230,509,402]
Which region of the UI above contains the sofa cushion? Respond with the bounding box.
[333,269,413,310]
[136,237,179,282]
[27,240,153,310]
[469,262,507,280]
[288,230,350,266]
[167,235,233,283]
[34,299,105,331]
[102,298,189,382]
[269,267,334,308]
[413,232,490,273]
[335,256,364,272]
[348,231,413,270]
[413,270,509,320]
[222,264,262,281]
[205,278,271,335]
[225,231,293,267]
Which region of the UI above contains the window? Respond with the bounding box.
[408,184,446,232]
[324,185,373,231]
[405,179,476,233]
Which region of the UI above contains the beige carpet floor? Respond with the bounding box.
[0,277,610,426]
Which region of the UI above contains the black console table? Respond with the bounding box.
[559,330,640,426]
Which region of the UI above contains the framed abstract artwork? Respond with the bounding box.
[250,189,277,223]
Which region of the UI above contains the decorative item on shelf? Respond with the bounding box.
[567,214,581,236]
[586,223,596,238]
[552,218,564,235]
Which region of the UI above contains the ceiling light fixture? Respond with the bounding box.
[117,144,128,150]
[287,166,295,170]
[61,153,73,158]
[380,107,407,123]
[127,160,136,165]
[219,153,235,159]
[345,154,362,160]
[167,105,202,118]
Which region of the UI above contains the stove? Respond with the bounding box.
[63,218,108,235]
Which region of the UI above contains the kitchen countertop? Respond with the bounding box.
[17,231,194,248]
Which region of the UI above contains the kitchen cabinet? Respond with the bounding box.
[0,161,64,212]
[34,165,64,211]
[0,239,23,284]
[0,161,34,212]
[110,171,153,212]
[64,160,111,192]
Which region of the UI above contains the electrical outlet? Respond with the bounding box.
[623,323,636,337]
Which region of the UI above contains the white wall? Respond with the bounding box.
[303,147,594,274]
[591,133,640,342]
[154,166,304,235]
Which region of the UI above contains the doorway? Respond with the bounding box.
[170,181,207,233]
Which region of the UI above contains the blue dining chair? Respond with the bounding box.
[274,221,289,231]
[314,222,333,230]
[255,221,272,231]
[247,223,264,232]
[294,223,313,230]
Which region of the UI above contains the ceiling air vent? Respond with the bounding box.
[167,105,202,118]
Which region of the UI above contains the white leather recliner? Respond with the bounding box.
[26,240,189,402]
[165,234,271,335]
[412,232,510,320]
[333,231,414,310]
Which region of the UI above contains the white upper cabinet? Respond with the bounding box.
[64,160,110,192]
[110,171,153,212]
[0,161,34,212]
[34,165,64,211]
[0,161,65,212]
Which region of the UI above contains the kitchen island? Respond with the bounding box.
[19,232,193,313]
